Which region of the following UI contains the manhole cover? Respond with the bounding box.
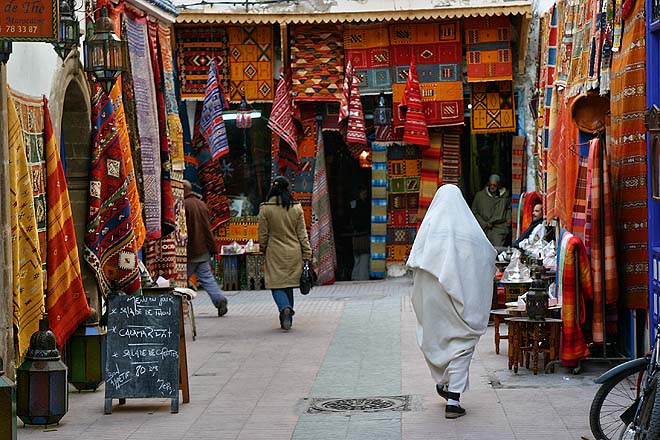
[307,396,411,413]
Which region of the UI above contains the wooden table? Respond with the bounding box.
[505,317,562,375]
[490,309,511,354]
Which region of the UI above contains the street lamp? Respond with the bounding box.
[0,41,12,64]
[83,6,128,94]
[53,0,81,60]
[0,356,17,440]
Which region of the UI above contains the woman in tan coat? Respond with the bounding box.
[258,176,312,330]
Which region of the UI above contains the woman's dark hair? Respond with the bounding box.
[266,176,295,209]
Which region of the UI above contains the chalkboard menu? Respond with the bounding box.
[104,294,181,413]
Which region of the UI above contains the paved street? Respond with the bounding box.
[18,277,602,440]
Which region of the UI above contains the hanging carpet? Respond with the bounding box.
[200,59,231,161]
[510,136,526,235]
[398,59,430,147]
[269,72,299,173]
[470,81,516,134]
[343,24,392,95]
[441,129,461,186]
[227,25,274,102]
[418,132,443,221]
[464,16,513,82]
[370,142,388,279]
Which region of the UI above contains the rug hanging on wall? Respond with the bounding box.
[370,142,388,279]
[441,129,461,185]
[343,23,392,95]
[227,25,274,102]
[464,16,513,82]
[470,81,517,134]
[292,117,317,229]
[418,132,443,221]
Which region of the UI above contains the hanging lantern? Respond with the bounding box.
[0,357,17,440]
[16,316,68,426]
[53,0,80,60]
[236,96,253,129]
[83,6,128,94]
[359,150,372,168]
[0,41,12,64]
[373,92,392,126]
[65,308,106,392]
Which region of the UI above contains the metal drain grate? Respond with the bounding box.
[307,395,412,414]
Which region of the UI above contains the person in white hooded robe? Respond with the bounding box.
[407,185,496,418]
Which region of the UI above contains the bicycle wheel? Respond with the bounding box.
[643,377,660,439]
[590,362,647,440]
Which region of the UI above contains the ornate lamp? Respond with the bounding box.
[65,308,106,391]
[236,96,253,129]
[525,263,549,320]
[83,6,128,94]
[53,0,80,60]
[0,41,12,64]
[373,92,392,126]
[359,150,372,168]
[0,357,17,440]
[16,316,68,426]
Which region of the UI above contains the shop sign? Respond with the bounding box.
[0,0,58,42]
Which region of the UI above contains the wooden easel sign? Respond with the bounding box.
[104,294,181,414]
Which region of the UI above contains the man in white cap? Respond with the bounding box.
[470,174,511,248]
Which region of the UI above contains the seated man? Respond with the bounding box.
[471,174,511,248]
[513,203,545,250]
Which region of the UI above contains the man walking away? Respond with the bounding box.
[184,180,228,316]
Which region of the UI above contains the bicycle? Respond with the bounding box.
[590,324,660,439]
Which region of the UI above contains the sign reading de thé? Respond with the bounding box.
[1,0,58,42]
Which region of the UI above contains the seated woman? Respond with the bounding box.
[512,203,545,251]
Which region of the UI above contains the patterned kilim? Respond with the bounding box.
[338,62,368,158]
[11,90,47,287]
[464,16,513,82]
[171,171,188,287]
[566,0,601,98]
[227,25,274,102]
[418,132,443,221]
[293,117,317,228]
[609,0,647,308]
[269,73,298,172]
[214,217,259,244]
[555,0,577,89]
[386,144,421,264]
[470,81,516,133]
[390,21,464,127]
[441,129,462,185]
[43,100,90,347]
[370,142,388,278]
[399,60,430,147]
[571,146,589,242]
[201,60,230,160]
[175,24,229,99]
[311,124,337,285]
[510,136,525,236]
[8,89,44,357]
[85,88,142,296]
[290,24,344,102]
[127,14,162,240]
[539,6,558,205]
[343,23,392,95]
[145,236,178,281]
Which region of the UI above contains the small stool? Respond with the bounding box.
[505,317,562,375]
[490,309,510,354]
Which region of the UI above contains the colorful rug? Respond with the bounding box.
[386,144,421,264]
[85,88,142,296]
[175,24,229,99]
[227,25,274,102]
[290,24,344,102]
[343,23,391,95]
[8,88,45,357]
[510,135,525,235]
[11,90,47,287]
[555,0,577,89]
[470,81,516,133]
[338,62,368,158]
[269,72,298,172]
[201,59,230,160]
[464,16,513,82]
[609,0,647,308]
[571,145,589,241]
[292,116,317,229]
[126,14,162,240]
[370,142,388,279]
[310,124,337,285]
[390,21,464,127]
[418,132,443,221]
[399,59,430,147]
[43,99,90,347]
[441,129,461,185]
[566,0,601,98]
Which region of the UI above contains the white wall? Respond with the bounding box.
[5,42,60,97]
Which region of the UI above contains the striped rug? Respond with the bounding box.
[370,142,388,279]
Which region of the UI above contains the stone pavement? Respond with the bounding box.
[17,277,606,440]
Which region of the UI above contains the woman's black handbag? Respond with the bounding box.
[300,261,316,295]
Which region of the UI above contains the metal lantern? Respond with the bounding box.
[83,6,128,94]
[0,357,17,440]
[16,317,68,426]
[53,0,80,60]
[525,264,549,320]
[65,308,106,391]
[374,92,392,126]
[0,41,12,64]
[236,96,253,129]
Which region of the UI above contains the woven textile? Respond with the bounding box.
[158,24,185,171]
[586,137,618,342]
[390,21,464,128]
[227,25,274,102]
[269,72,298,172]
[470,81,516,133]
[201,60,230,160]
[571,145,589,241]
[127,15,162,240]
[510,136,525,235]
[370,142,388,278]
[311,126,337,285]
[290,24,344,102]
[11,91,47,286]
[145,237,178,280]
[43,100,90,346]
[172,172,188,287]
[566,0,601,98]
[293,117,317,228]
[339,62,368,158]
[555,0,577,88]
[85,88,141,296]
[539,6,558,202]
[399,60,430,147]
[8,89,45,357]
[418,132,442,221]
[441,129,461,185]
[609,0,647,308]
[558,230,592,367]
[176,24,229,99]
[343,24,391,95]
[464,16,513,82]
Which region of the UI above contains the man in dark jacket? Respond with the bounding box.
[184,180,228,316]
[471,174,511,248]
